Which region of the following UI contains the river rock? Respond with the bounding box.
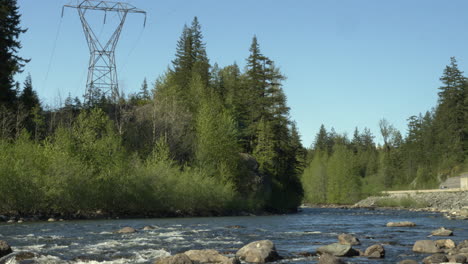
[386,221,416,227]
[318,253,345,264]
[155,254,193,264]
[456,240,468,249]
[422,253,448,264]
[337,233,360,245]
[236,240,281,263]
[184,249,231,263]
[435,239,455,249]
[413,240,443,253]
[47,218,56,222]
[143,225,156,230]
[431,227,453,236]
[364,244,385,258]
[226,225,245,229]
[116,227,137,234]
[398,260,418,264]
[316,243,359,257]
[0,240,12,258]
[448,254,467,263]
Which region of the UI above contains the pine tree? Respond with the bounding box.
[314,124,328,152]
[0,0,29,108]
[434,57,467,168]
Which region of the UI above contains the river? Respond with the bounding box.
[0,208,466,264]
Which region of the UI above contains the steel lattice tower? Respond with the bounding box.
[63,0,146,104]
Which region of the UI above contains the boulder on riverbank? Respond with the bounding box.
[318,253,345,264]
[422,253,448,264]
[0,240,12,258]
[435,239,455,249]
[364,244,385,258]
[316,243,359,257]
[398,260,418,264]
[236,240,281,263]
[448,254,467,263]
[337,233,360,245]
[386,221,416,227]
[155,253,193,264]
[413,240,443,253]
[185,249,238,264]
[431,227,453,236]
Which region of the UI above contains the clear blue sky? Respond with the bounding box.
[15,0,468,147]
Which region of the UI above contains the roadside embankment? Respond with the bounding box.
[354,189,468,219]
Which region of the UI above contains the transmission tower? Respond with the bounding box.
[63,0,146,105]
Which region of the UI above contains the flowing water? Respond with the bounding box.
[0,208,467,263]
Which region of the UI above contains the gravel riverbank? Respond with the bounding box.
[354,190,468,219]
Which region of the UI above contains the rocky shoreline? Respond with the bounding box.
[353,190,468,220]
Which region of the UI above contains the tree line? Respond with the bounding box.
[302,57,468,204]
[0,1,304,215]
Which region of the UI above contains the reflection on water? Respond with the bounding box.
[0,208,466,264]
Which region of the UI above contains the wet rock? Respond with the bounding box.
[0,240,12,258]
[318,253,345,264]
[422,253,448,264]
[448,254,467,263]
[398,260,418,264]
[222,258,240,264]
[184,249,230,263]
[116,227,137,234]
[316,243,359,257]
[155,254,193,264]
[364,244,385,258]
[14,252,38,261]
[337,233,360,245]
[6,220,14,224]
[413,240,443,253]
[431,227,453,236]
[435,239,455,249]
[47,218,56,222]
[456,240,468,249]
[236,240,281,263]
[143,225,156,230]
[386,221,416,227]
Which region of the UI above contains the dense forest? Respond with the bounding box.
[302,57,468,204]
[0,1,303,216]
[1,1,467,218]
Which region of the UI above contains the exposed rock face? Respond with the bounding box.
[316,243,359,257]
[364,244,385,258]
[116,227,137,234]
[398,260,418,264]
[236,240,281,263]
[386,221,416,227]
[422,253,448,264]
[337,233,360,245]
[318,253,345,264]
[0,240,12,258]
[431,227,453,236]
[155,254,193,264]
[184,249,231,263]
[413,240,443,253]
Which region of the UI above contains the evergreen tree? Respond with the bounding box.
[0,0,29,108]
[434,57,467,168]
[18,74,41,137]
[314,124,328,152]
